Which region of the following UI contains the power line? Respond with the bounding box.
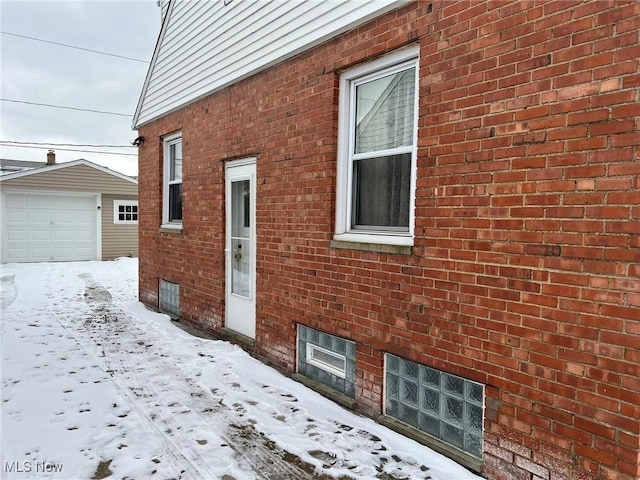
[0,144,137,157]
[1,141,135,148]
[1,98,133,117]
[0,31,150,63]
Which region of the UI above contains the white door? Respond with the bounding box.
[225,160,256,339]
[2,192,99,263]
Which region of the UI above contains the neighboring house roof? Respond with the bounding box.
[133,0,406,129]
[0,159,138,185]
[0,159,46,175]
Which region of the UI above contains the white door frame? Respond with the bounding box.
[224,158,256,339]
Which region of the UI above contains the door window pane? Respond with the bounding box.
[231,238,250,297]
[231,180,250,237]
[231,180,251,298]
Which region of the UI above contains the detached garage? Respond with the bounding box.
[1,158,138,264]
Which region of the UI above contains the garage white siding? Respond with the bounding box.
[3,192,100,263]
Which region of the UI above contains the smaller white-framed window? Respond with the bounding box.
[335,46,420,247]
[306,343,347,379]
[162,132,182,227]
[113,200,139,224]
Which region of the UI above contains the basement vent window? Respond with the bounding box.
[307,344,346,379]
[385,354,484,458]
[298,325,355,398]
[159,279,179,317]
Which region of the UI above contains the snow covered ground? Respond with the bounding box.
[1,259,482,480]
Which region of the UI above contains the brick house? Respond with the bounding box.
[133,1,639,479]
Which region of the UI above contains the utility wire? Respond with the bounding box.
[0,31,150,63]
[0,144,137,157]
[1,140,135,148]
[1,98,133,117]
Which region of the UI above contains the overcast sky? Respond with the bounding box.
[0,0,161,176]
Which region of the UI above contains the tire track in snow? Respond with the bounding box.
[71,273,323,479]
[44,277,213,479]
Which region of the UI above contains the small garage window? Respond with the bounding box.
[114,200,138,224]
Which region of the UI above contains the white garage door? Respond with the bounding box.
[3,192,99,263]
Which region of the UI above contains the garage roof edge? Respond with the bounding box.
[0,159,138,185]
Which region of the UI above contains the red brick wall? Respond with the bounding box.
[137,1,640,479]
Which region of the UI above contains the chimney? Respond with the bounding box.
[46,150,56,165]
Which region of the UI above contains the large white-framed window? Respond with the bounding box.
[335,47,419,247]
[162,132,183,227]
[113,200,138,224]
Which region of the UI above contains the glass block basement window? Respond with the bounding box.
[385,354,484,458]
[297,325,356,398]
[159,280,180,317]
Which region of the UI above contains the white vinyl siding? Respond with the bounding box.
[134,0,405,127]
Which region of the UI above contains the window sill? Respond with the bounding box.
[291,373,357,411]
[331,235,413,255]
[160,224,183,234]
[378,416,483,474]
